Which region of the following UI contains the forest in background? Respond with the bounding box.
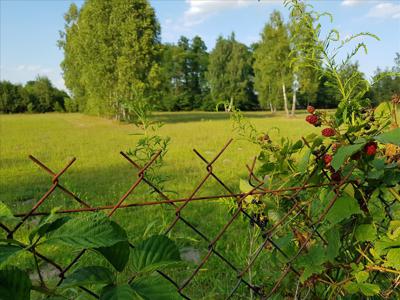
[1,0,399,115]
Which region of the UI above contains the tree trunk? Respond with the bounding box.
[282,83,289,116]
[291,91,296,116]
[269,101,274,113]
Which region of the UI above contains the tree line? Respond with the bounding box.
[0,76,74,113]
[2,0,399,115]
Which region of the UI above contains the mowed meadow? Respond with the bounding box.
[1,112,320,298]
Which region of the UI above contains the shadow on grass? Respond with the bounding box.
[151,111,302,124]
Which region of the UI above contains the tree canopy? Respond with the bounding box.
[58,0,161,118]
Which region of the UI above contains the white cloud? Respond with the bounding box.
[341,0,365,7]
[367,2,400,19]
[183,0,256,27]
[16,64,54,74]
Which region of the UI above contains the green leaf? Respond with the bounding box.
[29,216,71,243]
[374,128,400,146]
[297,149,311,173]
[385,248,400,270]
[374,236,400,256]
[0,267,31,300]
[374,101,391,117]
[96,241,130,272]
[44,213,127,249]
[354,271,368,283]
[325,228,340,262]
[331,143,365,171]
[344,281,359,294]
[326,193,362,225]
[300,263,324,283]
[60,266,115,288]
[358,283,380,296]
[100,284,141,300]
[355,224,377,242]
[297,244,326,283]
[387,220,400,240]
[0,244,22,264]
[130,274,181,300]
[131,235,181,273]
[239,179,253,193]
[0,201,17,223]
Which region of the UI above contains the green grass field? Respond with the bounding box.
[1,111,320,298]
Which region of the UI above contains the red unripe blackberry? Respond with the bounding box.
[323,154,333,165]
[307,105,315,114]
[322,128,335,137]
[364,142,378,156]
[306,114,318,125]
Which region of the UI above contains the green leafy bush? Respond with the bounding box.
[0,210,183,299]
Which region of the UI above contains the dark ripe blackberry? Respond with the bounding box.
[370,116,375,122]
[331,171,341,182]
[320,145,326,151]
[251,198,258,204]
[259,220,267,228]
[364,124,371,130]
[312,150,320,156]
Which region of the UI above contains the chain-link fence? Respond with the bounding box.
[2,138,373,299]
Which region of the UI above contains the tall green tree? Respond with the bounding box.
[159,36,208,111]
[207,33,257,111]
[0,81,24,113]
[59,0,161,119]
[288,3,320,114]
[370,53,400,105]
[254,11,292,114]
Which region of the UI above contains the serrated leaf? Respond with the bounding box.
[300,263,324,283]
[326,193,362,225]
[358,283,380,296]
[374,128,400,146]
[130,274,181,300]
[29,216,71,243]
[60,266,115,288]
[96,241,130,272]
[100,284,141,300]
[385,248,400,270]
[0,201,17,223]
[331,143,365,171]
[131,235,181,273]
[297,244,326,282]
[0,267,31,300]
[44,213,127,249]
[0,244,22,264]
[355,224,377,242]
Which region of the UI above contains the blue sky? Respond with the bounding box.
[1,0,399,90]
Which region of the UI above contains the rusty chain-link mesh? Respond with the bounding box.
[1,138,368,299]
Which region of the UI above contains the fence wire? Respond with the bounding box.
[1,138,383,299]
